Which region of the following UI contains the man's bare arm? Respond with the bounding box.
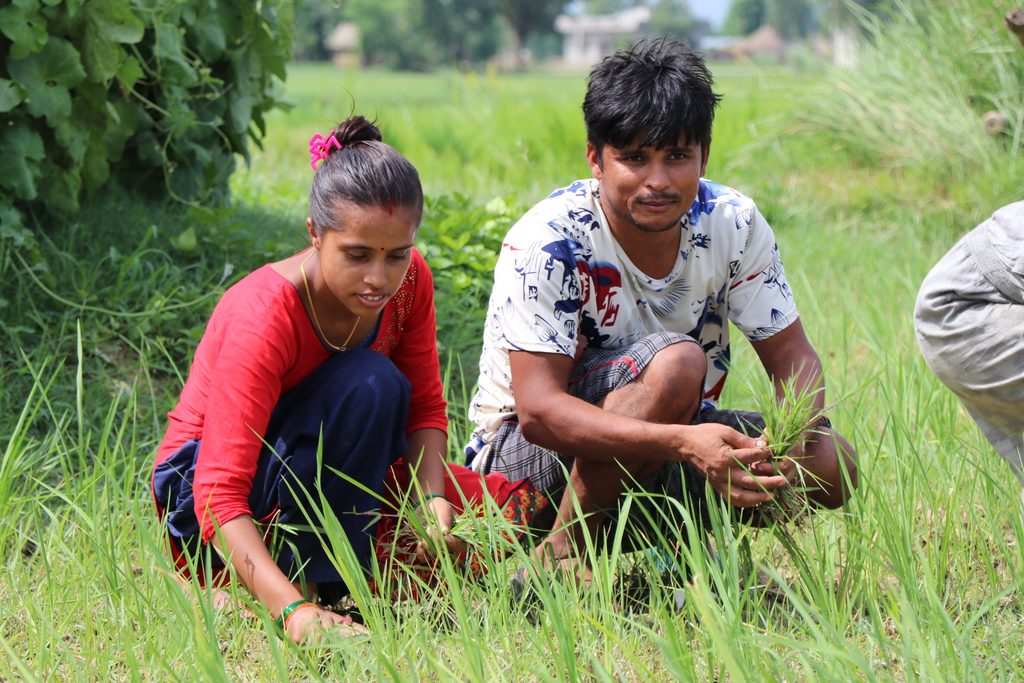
[509,349,785,506]
[751,320,858,507]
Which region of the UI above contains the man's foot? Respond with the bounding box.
[509,555,595,624]
[616,559,690,615]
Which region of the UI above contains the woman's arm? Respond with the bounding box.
[403,428,463,559]
[405,427,448,502]
[214,516,365,643]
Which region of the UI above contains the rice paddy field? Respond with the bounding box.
[2,3,1023,679]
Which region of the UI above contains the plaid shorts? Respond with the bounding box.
[481,332,766,539]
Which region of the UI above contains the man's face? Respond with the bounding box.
[587,136,710,237]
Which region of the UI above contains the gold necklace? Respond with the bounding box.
[300,250,361,352]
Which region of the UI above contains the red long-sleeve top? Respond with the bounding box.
[152,249,447,542]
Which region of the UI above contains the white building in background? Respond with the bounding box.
[831,26,859,68]
[555,7,651,68]
[325,21,360,68]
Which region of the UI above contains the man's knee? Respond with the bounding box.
[645,339,707,382]
[597,340,706,423]
[639,340,707,414]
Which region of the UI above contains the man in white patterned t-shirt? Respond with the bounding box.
[466,39,857,573]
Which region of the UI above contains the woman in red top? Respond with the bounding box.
[152,116,457,643]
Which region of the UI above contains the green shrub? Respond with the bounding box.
[805,0,1023,185]
[0,0,293,238]
[418,193,517,366]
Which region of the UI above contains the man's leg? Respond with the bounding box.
[536,335,707,563]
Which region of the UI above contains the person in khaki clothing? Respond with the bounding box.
[915,201,1024,485]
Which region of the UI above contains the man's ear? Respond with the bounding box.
[586,141,603,180]
[700,140,712,176]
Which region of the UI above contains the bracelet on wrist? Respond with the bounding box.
[812,416,832,431]
[411,492,448,510]
[275,599,316,629]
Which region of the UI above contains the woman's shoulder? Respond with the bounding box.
[220,264,297,304]
[209,264,305,333]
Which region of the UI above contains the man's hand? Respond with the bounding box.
[680,423,789,508]
[751,437,800,481]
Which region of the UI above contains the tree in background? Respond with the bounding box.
[344,0,442,70]
[723,0,817,38]
[496,0,566,65]
[766,0,814,39]
[294,0,520,70]
[648,0,712,46]
[582,0,634,12]
[423,0,503,66]
[723,0,766,35]
[291,0,347,61]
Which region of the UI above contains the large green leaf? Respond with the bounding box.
[0,200,28,241]
[85,0,144,44]
[0,125,45,200]
[7,38,87,126]
[38,161,81,213]
[115,56,144,92]
[55,117,88,165]
[153,20,184,60]
[153,21,198,85]
[228,91,256,137]
[0,79,26,113]
[82,25,124,82]
[253,20,289,81]
[0,0,48,60]
[188,7,226,60]
[80,136,111,192]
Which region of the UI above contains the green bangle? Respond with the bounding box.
[275,599,314,629]
[411,493,448,510]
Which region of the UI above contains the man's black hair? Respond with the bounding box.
[583,38,722,156]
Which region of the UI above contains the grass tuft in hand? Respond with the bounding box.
[752,377,831,526]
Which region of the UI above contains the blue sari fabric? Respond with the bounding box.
[153,348,411,583]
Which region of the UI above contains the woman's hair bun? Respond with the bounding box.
[332,115,383,146]
[307,113,422,232]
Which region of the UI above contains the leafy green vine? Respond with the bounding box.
[0,0,294,239]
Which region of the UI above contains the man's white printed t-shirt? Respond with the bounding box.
[465,177,799,466]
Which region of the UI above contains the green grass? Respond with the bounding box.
[2,54,1024,679]
[231,62,802,207]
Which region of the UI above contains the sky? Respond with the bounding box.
[689,0,731,30]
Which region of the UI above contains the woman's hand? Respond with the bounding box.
[413,496,465,563]
[284,604,368,645]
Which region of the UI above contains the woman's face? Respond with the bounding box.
[307,201,420,318]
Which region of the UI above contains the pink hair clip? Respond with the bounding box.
[308,133,342,171]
